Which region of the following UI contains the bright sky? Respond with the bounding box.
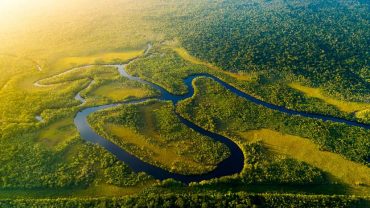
[0,0,77,30]
[0,0,24,9]
[0,0,93,20]
[0,0,39,12]
[0,0,46,22]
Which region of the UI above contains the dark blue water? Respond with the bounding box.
[75,65,369,184]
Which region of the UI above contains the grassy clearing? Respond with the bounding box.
[0,56,43,93]
[39,66,120,85]
[239,129,370,194]
[289,83,370,113]
[73,183,155,198]
[88,81,151,102]
[51,50,144,71]
[37,118,76,148]
[0,56,35,90]
[172,47,254,81]
[107,124,206,174]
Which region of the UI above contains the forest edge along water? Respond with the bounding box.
[36,44,369,183]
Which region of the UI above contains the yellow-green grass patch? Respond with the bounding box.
[356,109,370,122]
[52,50,144,70]
[289,83,370,113]
[37,118,77,147]
[38,66,120,86]
[73,182,156,197]
[0,56,39,81]
[239,129,370,194]
[107,124,211,175]
[88,82,151,102]
[172,47,254,81]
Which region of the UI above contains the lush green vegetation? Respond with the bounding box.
[240,129,370,189]
[0,192,368,208]
[177,78,370,166]
[126,43,256,95]
[128,42,367,125]
[0,1,180,204]
[167,0,370,121]
[176,77,370,194]
[0,0,369,206]
[0,135,152,189]
[0,59,156,199]
[172,46,256,82]
[126,46,209,95]
[88,100,230,175]
[0,9,158,196]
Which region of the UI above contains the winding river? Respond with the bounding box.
[75,63,245,183]
[37,44,369,183]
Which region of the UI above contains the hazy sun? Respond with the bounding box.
[0,0,56,26]
[0,0,24,10]
[0,0,53,13]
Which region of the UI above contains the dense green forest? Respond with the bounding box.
[0,0,369,207]
[170,0,370,100]
[1,192,368,208]
[166,0,370,123]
